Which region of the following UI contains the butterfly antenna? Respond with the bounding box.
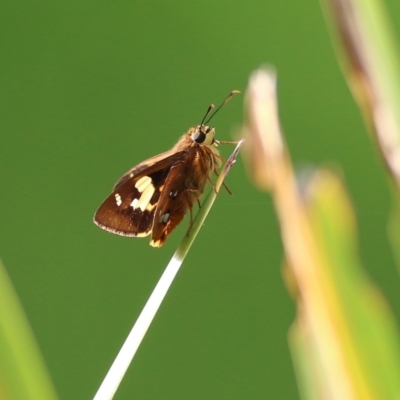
[204,90,240,125]
[200,104,215,126]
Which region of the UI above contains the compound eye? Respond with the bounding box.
[192,129,206,143]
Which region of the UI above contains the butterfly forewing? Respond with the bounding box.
[94,151,186,237]
[113,150,184,189]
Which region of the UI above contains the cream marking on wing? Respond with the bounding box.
[136,184,156,211]
[145,202,157,211]
[130,198,139,208]
[135,230,152,237]
[115,193,122,206]
[135,176,152,193]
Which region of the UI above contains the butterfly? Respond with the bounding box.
[93,90,240,247]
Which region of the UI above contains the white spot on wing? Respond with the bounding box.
[115,193,122,206]
[130,198,139,209]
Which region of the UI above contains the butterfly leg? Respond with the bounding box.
[185,196,195,237]
[217,140,240,145]
[184,189,200,236]
[187,205,194,236]
[205,175,218,194]
[214,152,228,164]
[213,168,233,195]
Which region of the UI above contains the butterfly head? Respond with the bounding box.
[192,90,240,147]
[191,124,216,146]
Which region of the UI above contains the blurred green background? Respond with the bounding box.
[2,1,400,399]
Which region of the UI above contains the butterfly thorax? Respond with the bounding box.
[172,125,221,172]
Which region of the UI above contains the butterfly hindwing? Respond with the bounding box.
[150,147,212,247]
[150,160,192,247]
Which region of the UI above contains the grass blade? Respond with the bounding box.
[0,258,58,400]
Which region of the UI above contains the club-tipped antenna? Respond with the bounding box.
[204,90,240,125]
[200,104,215,126]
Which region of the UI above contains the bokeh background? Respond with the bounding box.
[2,1,400,399]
